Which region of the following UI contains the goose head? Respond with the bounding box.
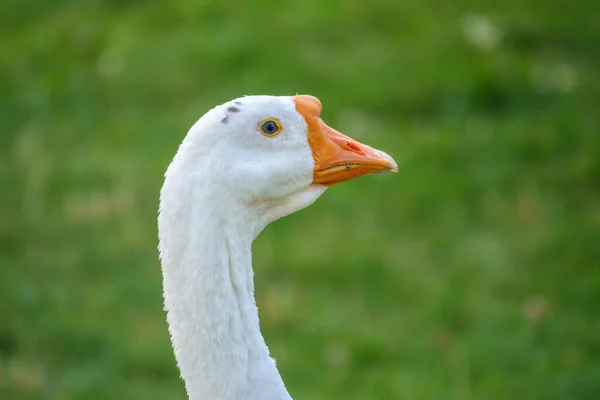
[165,94,397,226]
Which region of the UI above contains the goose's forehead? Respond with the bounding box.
[210,96,309,137]
[223,95,298,117]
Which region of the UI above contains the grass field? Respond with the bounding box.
[1,0,599,399]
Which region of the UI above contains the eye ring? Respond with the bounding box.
[259,119,282,137]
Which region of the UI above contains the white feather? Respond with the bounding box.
[158,96,327,399]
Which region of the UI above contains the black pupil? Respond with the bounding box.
[263,121,277,134]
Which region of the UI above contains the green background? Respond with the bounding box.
[2,0,599,399]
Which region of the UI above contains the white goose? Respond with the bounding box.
[158,95,397,400]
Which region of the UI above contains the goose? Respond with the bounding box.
[158,94,397,400]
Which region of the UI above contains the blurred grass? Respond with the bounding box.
[1,0,599,399]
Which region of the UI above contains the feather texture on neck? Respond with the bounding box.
[159,177,294,400]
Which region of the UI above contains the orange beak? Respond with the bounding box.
[293,95,398,186]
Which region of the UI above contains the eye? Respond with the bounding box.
[259,119,282,137]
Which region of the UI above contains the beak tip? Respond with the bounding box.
[378,150,398,173]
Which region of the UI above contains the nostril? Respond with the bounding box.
[345,141,365,154]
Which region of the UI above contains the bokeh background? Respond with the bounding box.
[2,0,599,399]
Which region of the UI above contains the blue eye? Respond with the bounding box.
[263,121,277,134]
[260,119,281,136]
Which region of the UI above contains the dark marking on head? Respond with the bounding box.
[222,103,242,124]
[234,101,242,105]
